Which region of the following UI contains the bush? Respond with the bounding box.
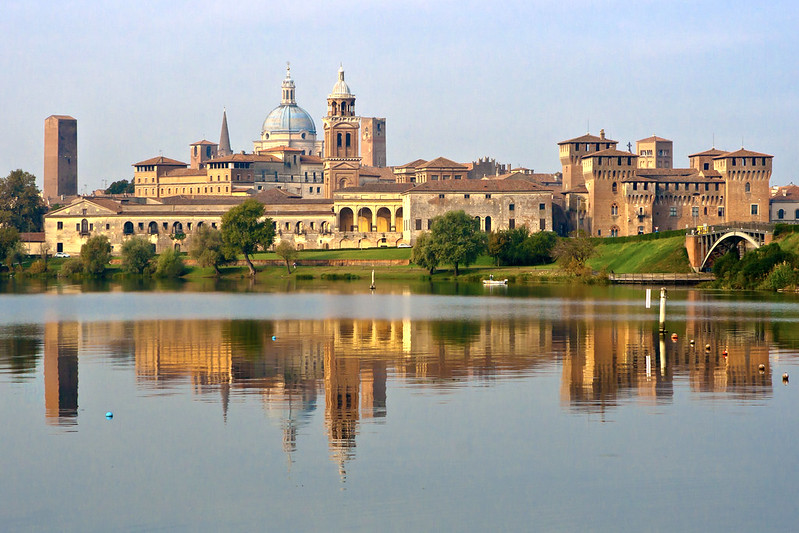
[60,258,84,277]
[27,259,48,275]
[154,249,185,278]
[761,261,798,291]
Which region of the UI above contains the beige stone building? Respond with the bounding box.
[402,178,554,242]
[323,66,362,198]
[770,184,799,222]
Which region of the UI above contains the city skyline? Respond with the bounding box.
[2,0,797,192]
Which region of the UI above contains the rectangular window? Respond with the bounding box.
[415,219,422,230]
[105,224,110,230]
[57,221,63,230]
[427,220,432,230]
[539,203,545,210]
[464,194,470,199]
[718,207,724,217]
[75,223,80,231]
[751,204,758,215]
[669,207,677,217]
[485,194,492,199]
[439,194,445,199]
[540,219,546,231]
[431,175,439,181]
[704,163,709,170]
[509,204,515,211]
[211,223,217,228]
[509,218,515,229]
[309,187,313,193]
[57,243,63,253]
[692,207,699,217]
[316,187,321,193]
[454,175,462,180]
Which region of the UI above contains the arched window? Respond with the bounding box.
[123,221,134,235]
[80,219,89,234]
[612,182,617,193]
[795,209,799,219]
[346,133,351,147]
[337,133,342,147]
[148,221,158,235]
[745,182,751,192]
[611,203,618,216]
[778,209,785,220]
[485,216,492,233]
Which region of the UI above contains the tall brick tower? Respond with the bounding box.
[43,115,78,201]
[323,66,361,198]
[360,117,386,167]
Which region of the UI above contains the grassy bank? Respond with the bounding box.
[589,235,691,273]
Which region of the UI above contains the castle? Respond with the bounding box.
[559,130,772,236]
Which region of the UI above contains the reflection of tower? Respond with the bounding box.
[324,341,360,477]
[323,66,361,198]
[44,322,79,425]
[360,361,387,419]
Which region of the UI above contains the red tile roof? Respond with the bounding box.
[714,148,773,159]
[421,157,468,169]
[190,140,217,146]
[133,156,187,167]
[637,135,671,143]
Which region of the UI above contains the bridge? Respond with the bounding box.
[685,223,773,272]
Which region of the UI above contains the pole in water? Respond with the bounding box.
[645,288,651,309]
[658,287,667,333]
[370,269,375,291]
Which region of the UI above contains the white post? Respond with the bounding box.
[645,288,651,309]
[658,287,667,333]
[370,269,375,291]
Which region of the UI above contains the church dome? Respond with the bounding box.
[330,66,352,97]
[261,104,316,136]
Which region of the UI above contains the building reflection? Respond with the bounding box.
[44,322,79,425]
[37,306,776,468]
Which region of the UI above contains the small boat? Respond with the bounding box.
[482,277,508,286]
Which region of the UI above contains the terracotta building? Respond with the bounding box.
[560,130,773,236]
[43,115,78,202]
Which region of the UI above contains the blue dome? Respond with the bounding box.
[262,104,316,136]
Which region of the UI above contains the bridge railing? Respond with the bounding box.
[685,222,773,236]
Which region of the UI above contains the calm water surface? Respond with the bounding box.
[2,279,799,532]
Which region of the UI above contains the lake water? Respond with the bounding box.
[2,279,799,532]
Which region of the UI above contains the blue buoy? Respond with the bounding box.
[106,411,113,419]
[272,335,276,341]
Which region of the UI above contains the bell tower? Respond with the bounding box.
[323,66,361,198]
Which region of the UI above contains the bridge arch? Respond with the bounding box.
[700,231,762,271]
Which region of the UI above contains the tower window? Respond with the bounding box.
[337,133,342,147]
[346,133,351,147]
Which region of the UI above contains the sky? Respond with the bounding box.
[2,0,798,193]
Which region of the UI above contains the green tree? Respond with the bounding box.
[0,227,20,266]
[411,231,440,274]
[0,170,47,232]
[80,235,112,276]
[105,179,134,195]
[275,240,298,274]
[121,236,155,274]
[5,241,26,270]
[429,210,486,276]
[221,199,275,276]
[553,231,596,274]
[155,248,185,278]
[189,225,233,276]
[528,231,558,265]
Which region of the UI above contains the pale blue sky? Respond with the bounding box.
[2,0,797,192]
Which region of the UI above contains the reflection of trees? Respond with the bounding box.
[0,325,42,379]
[430,320,481,346]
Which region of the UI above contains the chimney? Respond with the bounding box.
[600,129,605,140]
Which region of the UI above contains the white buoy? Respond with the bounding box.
[659,288,667,333]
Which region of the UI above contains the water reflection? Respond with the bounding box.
[0,294,786,469]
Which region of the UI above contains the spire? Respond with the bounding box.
[281,61,296,105]
[330,64,352,97]
[218,108,232,156]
